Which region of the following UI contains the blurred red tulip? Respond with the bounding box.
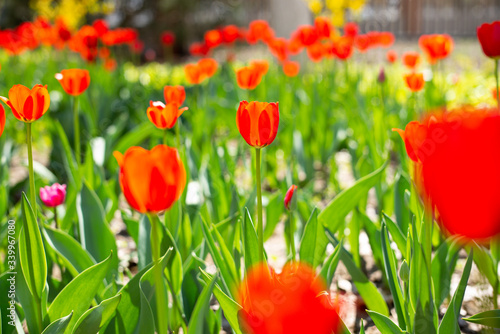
[394,108,500,240]
[314,17,333,39]
[204,29,224,49]
[221,25,242,44]
[307,42,325,62]
[332,36,354,60]
[164,85,186,106]
[344,22,359,38]
[282,61,300,77]
[236,60,268,90]
[268,38,289,62]
[402,51,421,69]
[184,58,218,84]
[114,145,186,214]
[189,42,210,57]
[237,262,341,334]
[160,31,176,46]
[198,58,218,77]
[418,34,453,64]
[0,104,5,138]
[147,101,187,130]
[246,20,275,44]
[55,69,90,96]
[0,84,50,123]
[292,25,319,47]
[354,34,371,53]
[236,101,279,148]
[386,50,397,63]
[284,185,298,210]
[404,72,425,92]
[477,21,500,59]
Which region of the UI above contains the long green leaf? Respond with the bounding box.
[41,312,73,334]
[73,294,122,334]
[367,310,407,334]
[300,208,328,268]
[463,309,500,328]
[242,208,263,272]
[319,161,387,233]
[19,193,47,300]
[187,274,217,334]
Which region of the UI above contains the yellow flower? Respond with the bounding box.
[348,0,366,11]
[308,0,323,15]
[326,0,344,10]
[331,10,345,27]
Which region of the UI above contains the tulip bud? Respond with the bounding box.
[377,67,386,83]
[399,260,409,282]
[284,185,298,211]
[40,183,67,207]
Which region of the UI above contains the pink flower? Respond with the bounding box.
[40,183,67,207]
[284,184,298,210]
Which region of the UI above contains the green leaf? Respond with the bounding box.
[52,121,80,187]
[319,161,387,233]
[200,214,238,297]
[242,208,263,272]
[367,310,407,334]
[19,193,47,299]
[77,182,118,280]
[47,252,113,333]
[317,239,343,288]
[113,123,155,156]
[41,312,73,334]
[137,215,152,270]
[43,225,95,276]
[200,269,243,334]
[300,208,328,268]
[187,273,217,334]
[463,309,500,328]
[431,237,460,307]
[382,213,407,258]
[326,231,389,316]
[381,223,406,329]
[73,294,122,334]
[472,242,498,293]
[263,193,284,241]
[438,250,473,334]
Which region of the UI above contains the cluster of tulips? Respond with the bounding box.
[2,13,500,334]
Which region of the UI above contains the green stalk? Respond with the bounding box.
[53,207,58,228]
[495,59,499,110]
[255,148,264,263]
[26,123,37,222]
[148,213,169,334]
[289,210,295,261]
[176,120,181,148]
[163,129,168,146]
[73,96,81,166]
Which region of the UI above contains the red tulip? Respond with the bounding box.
[394,108,500,240]
[404,72,425,92]
[0,84,50,123]
[204,29,224,49]
[92,19,108,37]
[332,36,354,60]
[236,101,279,148]
[40,183,67,207]
[386,50,397,63]
[0,104,5,138]
[114,145,186,213]
[418,34,453,64]
[314,17,333,40]
[246,20,275,44]
[282,61,300,77]
[221,25,242,44]
[477,21,500,59]
[268,38,288,62]
[161,31,176,46]
[292,25,319,47]
[147,101,187,129]
[237,262,341,334]
[55,69,90,96]
[284,185,298,210]
[163,85,186,106]
[189,42,210,57]
[344,22,359,38]
[236,60,268,90]
[307,42,325,62]
[402,52,420,69]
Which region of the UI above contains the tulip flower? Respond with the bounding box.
[237,262,341,334]
[267,38,288,62]
[163,85,186,106]
[477,21,500,107]
[160,31,175,46]
[284,184,298,260]
[114,144,186,334]
[55,69,90,96]
[246,20,275,44]
[402,51,420,69]
[236,101,279,262]
[236,60,269,90]
[386,50,397,63]
[0,84,50,217]
[40,183,66,226]
[55,69,90,166]
[404,72,425,92]
[147,100,188,142]
[0,104,5,138]
[282,61,300,77]
[394,108,500,241]
[418,34,453,64]
[314,17,333,40]
[204,29,223,49]
[184,58,218,85]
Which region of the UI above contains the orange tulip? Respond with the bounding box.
[147,101,187,130]
[402,51,420,69]
[249,59,269,76]
[184,58,218,85]
[282,61,300,77]
[404,72,425,92]
[198,58,218,77]
[0,104,5,138]
[418,34,453,64]
[163,85,186,106]
[236,101,279,148]
[0,84,50,123]
[55,69,90,96]
[386,50,397,63]
[236,67,263,90]
[114,145,186,213]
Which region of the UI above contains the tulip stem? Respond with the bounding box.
[495,59,499,110]
[255,148,264,263]
[53,207,58,228]
[176,120,181,148]
[26,123,37,222]
[163,129,168,146]
[289,210,295,261]
[148,213,169,334]
[73,96,81,167]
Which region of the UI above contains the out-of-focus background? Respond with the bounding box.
[2,0,499,57]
